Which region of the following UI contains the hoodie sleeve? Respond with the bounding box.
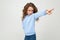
[34,9,47,19]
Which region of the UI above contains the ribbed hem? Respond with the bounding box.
[25,32,36,36]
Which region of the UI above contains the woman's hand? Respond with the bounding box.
[46,8,54,15]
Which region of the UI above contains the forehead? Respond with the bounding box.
[27,7,34,10]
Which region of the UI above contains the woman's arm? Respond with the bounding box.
[34,9,47,19]
[34,8,54,19]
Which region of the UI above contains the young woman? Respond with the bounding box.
[22,2,54,40]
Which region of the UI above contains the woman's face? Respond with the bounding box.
[27,6,34,15]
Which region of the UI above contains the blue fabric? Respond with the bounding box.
[24,34,36,40]
[22,9,47,36]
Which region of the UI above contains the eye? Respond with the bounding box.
[27,10,34,11]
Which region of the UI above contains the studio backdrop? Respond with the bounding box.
[0,0,60,40]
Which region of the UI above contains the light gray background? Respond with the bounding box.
[0,0,60,40]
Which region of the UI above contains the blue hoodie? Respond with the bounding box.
[22,9,47,36]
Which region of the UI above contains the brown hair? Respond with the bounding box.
[22,2,39,21]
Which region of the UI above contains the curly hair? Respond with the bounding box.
[22,2,39,21]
